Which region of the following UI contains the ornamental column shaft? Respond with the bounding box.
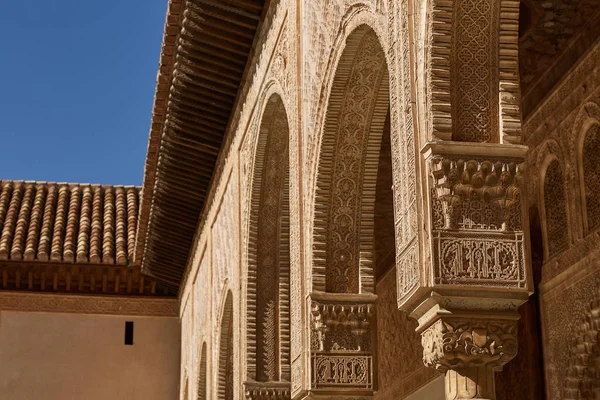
[397,0,530,398]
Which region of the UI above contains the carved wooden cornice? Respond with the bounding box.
[137,0,267,291]
[0,291,178,317]
[0,262,170,296]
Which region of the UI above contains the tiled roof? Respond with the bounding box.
[0,180,140,265]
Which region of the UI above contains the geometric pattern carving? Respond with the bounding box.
[315,27,388,294]
[563,288,600,400]
[543,159,569,259]
[452,0,500,143]
[583,124,600,233]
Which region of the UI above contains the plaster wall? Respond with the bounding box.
[0,310,180,400]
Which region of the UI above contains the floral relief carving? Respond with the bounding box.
[427,152,528,289]
[391,0,420,302]
[315,28,388,294]
[421,318,518,372]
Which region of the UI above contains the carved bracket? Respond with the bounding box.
[421,317,518,372]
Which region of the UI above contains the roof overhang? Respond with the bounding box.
[136,0,266,291]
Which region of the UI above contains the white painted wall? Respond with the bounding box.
[0,311,180,400]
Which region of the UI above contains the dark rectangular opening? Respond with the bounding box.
[125,321,134,345]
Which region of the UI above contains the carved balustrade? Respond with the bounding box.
[307,292,376,398]
[399,142,532,400]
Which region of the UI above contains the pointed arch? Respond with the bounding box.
[197,342,207,400]
[540,156,569,261]
[217,291,234,400]
[312,25,390,294]
[579,122,600,234]
[246,93,291,382]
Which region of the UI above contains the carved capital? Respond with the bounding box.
[310,295,376,353]
[421,317,518,372]
[308,293,376,395]
[425,142,530,293]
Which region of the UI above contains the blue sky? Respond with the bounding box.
[0,1,167,185]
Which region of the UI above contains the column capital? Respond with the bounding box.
[420,314,518,373]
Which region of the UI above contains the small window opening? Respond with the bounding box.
[125,321,134,345]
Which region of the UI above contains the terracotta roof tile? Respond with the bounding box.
[0,181,140,265]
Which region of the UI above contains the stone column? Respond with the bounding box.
[398,142,532,400]
[396,0,527,395]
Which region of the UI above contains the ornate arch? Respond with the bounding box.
[573,102,600,235]
[245,92,291,382]
[538,142,570,261]
[197,342,207,400]
[217,291,234,400]
[312,24,390,294]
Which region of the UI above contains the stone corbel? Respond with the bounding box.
[413,297,520,400]
[398,141,532,400]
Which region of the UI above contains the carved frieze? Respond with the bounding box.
[432,231,526,288]
[311,352,373,390]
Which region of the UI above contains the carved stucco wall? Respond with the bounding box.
[175,0,537,399]
[374,269,440,400]
[524,38,600,400]
[176,0,430,397]
[302,0,420,308]
[178,1,298,399]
